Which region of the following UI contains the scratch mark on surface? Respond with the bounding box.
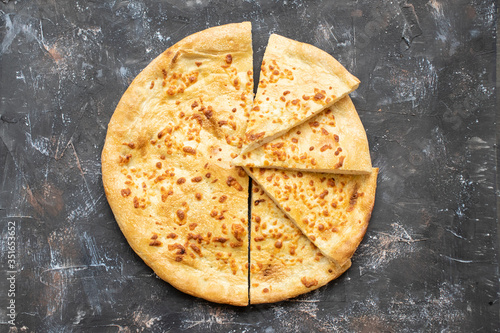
[440,255,478,264]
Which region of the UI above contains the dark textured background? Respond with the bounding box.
[0,0,498,332]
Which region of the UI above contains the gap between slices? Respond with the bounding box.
[241,33,360,154]
[244,167,378,268]
[234,96,372,174]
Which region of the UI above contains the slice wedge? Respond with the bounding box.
[235,96,371,174]
[246,167,378,266]
[242,34,360,153]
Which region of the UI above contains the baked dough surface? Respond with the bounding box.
[102,22,253,306]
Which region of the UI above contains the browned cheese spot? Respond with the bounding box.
[182,146,196,155]
[225,54,233,64]
[119,154,132,165]
[219,195,227,203]
[334,156,345,169]
[301,277,318,288]
[121,188,131,197]
[231,224,245,242]
[195,193,202,200]
[226,176,243,191]
[347,184,360,212]
[320,144,332,152]
[313,93,325,101]
[191,176,202,183]
[246,131,265,142]
[149,239,162,246]
[177,177,186,185]
[190,243,202,256]
[254,199,265,206]
[176,210,185,221]
[168,243,186,255]
[213,237,228,243]
[156,162,162,169]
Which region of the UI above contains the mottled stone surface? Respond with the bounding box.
[0,0,498,332]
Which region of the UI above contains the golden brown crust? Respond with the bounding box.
[102,22,253,306]
[250,183,351,304]
[242,34,360,153]
[245,167,378,267]
[234,96,371,174]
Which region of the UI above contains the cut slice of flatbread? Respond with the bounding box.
[250,182,351,304]
[241,34,360,153]
[245,167,378,266]
[234,96,372,174]
[102,22,254,306]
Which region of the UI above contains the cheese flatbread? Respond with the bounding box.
[245,167,378,266]
[102,22,253,306]
[234,96,372,174]
[242,34,360,153]
[250,182,351,304]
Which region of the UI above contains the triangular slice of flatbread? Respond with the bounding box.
[102,22,253,306]
[245,167,378,266]
[234,96,372,174]
[250,182,351,304]
[241,34,360,154]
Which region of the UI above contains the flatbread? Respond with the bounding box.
[245,167,378,266]
[242,34,360,153]
[102,22,254,306]
[250,182,351,304]
[234,96,372,174]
